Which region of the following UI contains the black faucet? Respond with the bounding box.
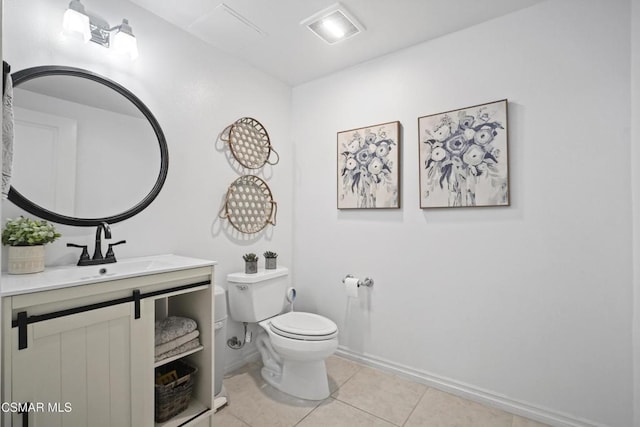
[93,222,112,261]
[67,222,127,266]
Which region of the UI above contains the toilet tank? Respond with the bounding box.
[227,267,289,322]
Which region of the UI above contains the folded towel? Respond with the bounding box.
[2,70,14,199]
[155,316,198,345]
[155,338,201,362]
[155,330,199,357]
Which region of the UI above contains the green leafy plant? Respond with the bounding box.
[243,253,259,262]
[263,251,278,259]
[1,216,61,246]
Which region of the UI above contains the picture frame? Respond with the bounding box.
[337,121,401,209]
[418,99,509,208]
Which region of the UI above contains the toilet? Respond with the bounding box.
[227,267,338,400]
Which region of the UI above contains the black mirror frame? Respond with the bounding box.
[7,65,169,227]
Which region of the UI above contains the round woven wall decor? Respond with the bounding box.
[219,175,277,234]
[223,117,280,169]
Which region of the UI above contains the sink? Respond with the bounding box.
[0,254,217,297]
[45,259,168,282]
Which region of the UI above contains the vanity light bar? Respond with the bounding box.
[62,0,139,59]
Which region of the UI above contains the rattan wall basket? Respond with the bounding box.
[222,117,280,169]
[219,175,277,234]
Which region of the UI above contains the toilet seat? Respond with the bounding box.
[269,312,338,341]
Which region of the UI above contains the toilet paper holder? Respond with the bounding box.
[342,274,374,288]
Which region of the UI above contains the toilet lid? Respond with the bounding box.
[270,312,338,341]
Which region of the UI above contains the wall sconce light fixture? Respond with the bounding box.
[62,0,139,59]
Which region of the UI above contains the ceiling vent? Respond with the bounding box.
[301,3,364,45]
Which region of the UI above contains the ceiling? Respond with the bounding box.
[129,0,544,86]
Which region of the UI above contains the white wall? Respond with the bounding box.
[1,0,293,370]
[292,0,633,425]
[631,0,640,424]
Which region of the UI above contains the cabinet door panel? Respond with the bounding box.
[108,316,131,426]
[61,327,87,426]
[32,303,128,338]
[85,321,111,427]
[12,331,63,427]
[12,304,134,426]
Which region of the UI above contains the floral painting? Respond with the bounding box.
[338,121,400,209]
[418,100,509,208]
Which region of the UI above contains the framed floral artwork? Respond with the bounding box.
[418,99,509,208]
[337,121,401,209]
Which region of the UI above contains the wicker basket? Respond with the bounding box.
[154,360,198,423]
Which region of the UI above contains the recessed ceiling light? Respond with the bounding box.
[301,3,364,45]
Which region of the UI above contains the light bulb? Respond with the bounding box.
[322,18,345,39]
[62,3,91,43]
[112,19,139,60]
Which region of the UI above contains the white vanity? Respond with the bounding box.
[1,254,216,427]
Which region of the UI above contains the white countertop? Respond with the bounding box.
[0,254,217,297]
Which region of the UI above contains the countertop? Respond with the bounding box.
[0,254,217,297]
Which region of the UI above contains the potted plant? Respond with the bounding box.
[263,251,278,270]
[243,253,259,274]
[2,216,61,274]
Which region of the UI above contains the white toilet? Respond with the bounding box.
[227,267,338,400]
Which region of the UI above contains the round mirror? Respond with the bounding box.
[8,66,168,226]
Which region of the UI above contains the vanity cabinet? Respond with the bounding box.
[1,256,216,427]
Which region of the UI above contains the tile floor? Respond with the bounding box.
[214,355,551,427]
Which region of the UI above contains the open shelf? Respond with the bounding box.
[153,283,214,426]
[154,345,204,368]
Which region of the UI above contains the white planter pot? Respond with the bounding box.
[7,245,45,274]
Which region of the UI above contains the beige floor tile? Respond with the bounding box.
[222,359,550,427]
[213,407,251,426]
[331,366,427,426]
[512,415,552,427]
[224,364,321,427]
[297,398,395,427]
[325,355,362,393]
[405,388,513,427]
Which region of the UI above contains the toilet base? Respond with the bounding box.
[261,359,330,401]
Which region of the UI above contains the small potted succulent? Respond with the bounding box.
[2,216,61,274]
[263,251,278,270]
[243,253,259,274]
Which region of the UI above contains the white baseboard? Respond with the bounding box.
[335,346,606,427]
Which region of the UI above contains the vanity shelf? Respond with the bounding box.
[153,285,214,426]
[154,345,204,368]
